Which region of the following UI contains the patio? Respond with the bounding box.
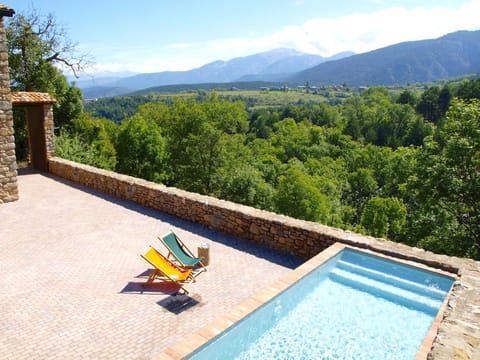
[0,169,301,359]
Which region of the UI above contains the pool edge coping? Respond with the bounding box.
[156,242,457,360]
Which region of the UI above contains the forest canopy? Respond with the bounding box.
[54,79,480,260]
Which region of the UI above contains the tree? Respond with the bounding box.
[142,96,249,194]
[12,65,84,161]
[54,132,99,167]
[247,138,283,186]
[397,89,417,106]
[304,156,348,226]
[416,86,441,123]
[438,85,453,116]
[456,79,480,100]
[412,98,480,258]
[52,71,83,128]
[6,8,90,91]
[404,115,433,146]
[56,114,117,170]
[342,96,366,141]
[275,164,330,223]
[218,163,275,210]
[361,196,406,240]
[271,118,311,162]
[7,8,87,139]
[344,168,378,222]
[115,115,167,182]
[416,85,451,123]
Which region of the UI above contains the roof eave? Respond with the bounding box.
[0,5,15,17]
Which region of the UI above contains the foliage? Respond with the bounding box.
[52,73,83,128]
[139,95,249,193]
[342,88,432,148]
[53,80,480,260]
[416,85,452,123]
[411,98,480,258]
[57,114,117,170]
[361,196,407,240]
[7,7,85,161]
[217,162,275,210]
[55,132,100,167]
[84,95,154,123]
[275,164,330,223]
[115,115,166,182]
[397,89,417,106]
[6,8,90,90]
[456,78,480,100]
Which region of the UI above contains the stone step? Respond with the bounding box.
[336,259,447,300]
[329,267,443,315]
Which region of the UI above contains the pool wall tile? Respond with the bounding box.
[154,352,177,360]
[415,296,452,360]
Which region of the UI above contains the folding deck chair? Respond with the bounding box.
[141,246,196,294]
[158,231,207,274]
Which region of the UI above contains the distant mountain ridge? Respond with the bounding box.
[80,48,351,98]
[109,48,342,88]
[80,30,480,98]
[290,30,480,86]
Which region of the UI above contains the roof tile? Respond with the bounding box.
[0,4,14,17]
[12,92,57,105]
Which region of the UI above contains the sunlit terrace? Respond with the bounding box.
[1,164,479,359]
[0,169,301,359]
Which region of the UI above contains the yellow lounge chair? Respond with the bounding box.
[141,246,193,293]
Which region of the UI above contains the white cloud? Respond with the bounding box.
[89,0,480,73]
[88,57,205,74]
[172,0,480,67]
[167,43,195,50]
[247,0,480,57]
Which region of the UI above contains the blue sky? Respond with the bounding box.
[6,0,480,76]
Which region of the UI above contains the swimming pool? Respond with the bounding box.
[184,246,454,360]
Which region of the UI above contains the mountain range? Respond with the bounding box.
[291,30,480,86]
[80,48,350,98]
[80,30,480,98]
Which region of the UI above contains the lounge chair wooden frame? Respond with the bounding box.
[141,246,195,294]
[158,231,207,274]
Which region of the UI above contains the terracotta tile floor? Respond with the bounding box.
[0,169,301,359]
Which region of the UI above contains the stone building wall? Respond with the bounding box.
[44,104,55,159]
[0,15,18,204]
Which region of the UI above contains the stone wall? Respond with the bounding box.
[0,16,18,204]
[47,157,460,271]
[49,157,338,258]
[44,104,55,159]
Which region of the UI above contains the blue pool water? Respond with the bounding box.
[187,248,454,360]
